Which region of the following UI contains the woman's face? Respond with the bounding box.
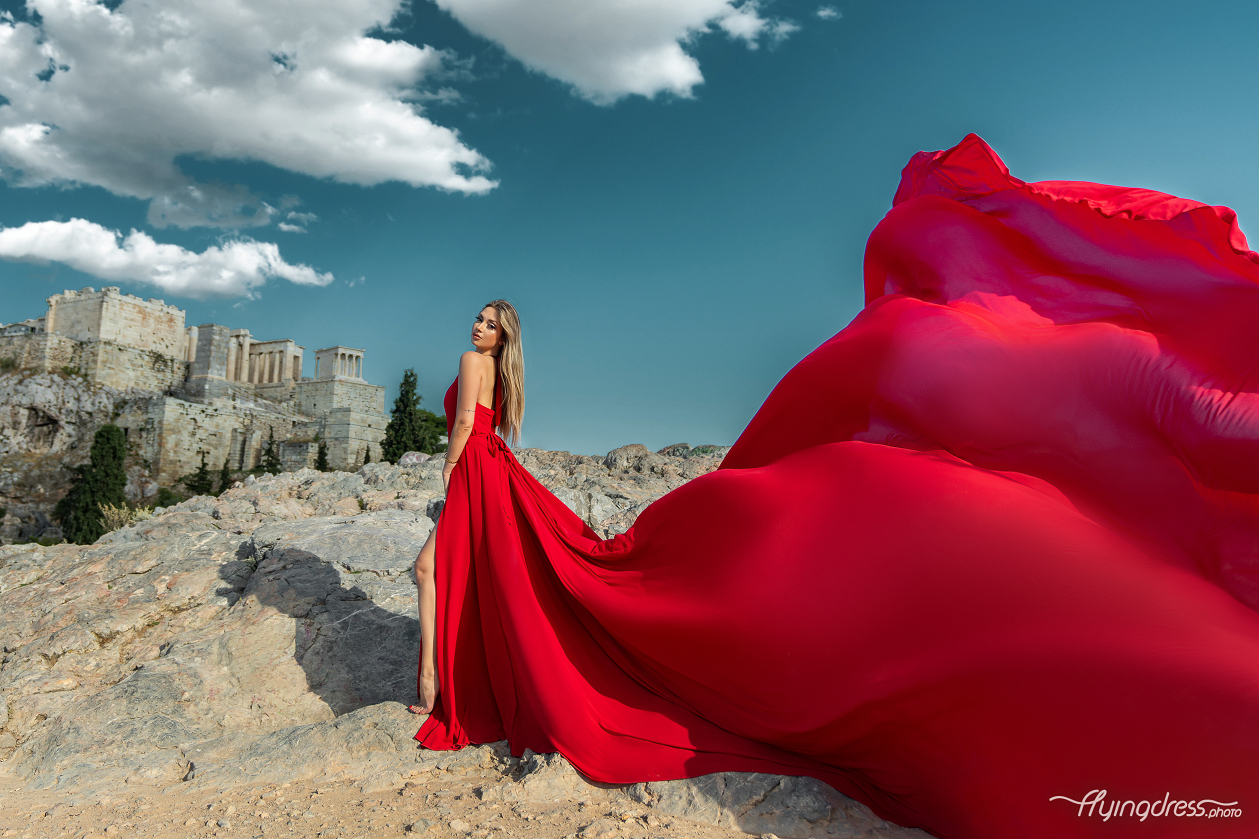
[472,307,505,354]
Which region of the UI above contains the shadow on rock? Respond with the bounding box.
[224,546,421,716]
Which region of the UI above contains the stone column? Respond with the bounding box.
[225,339,237,382]
[237,335,251,381]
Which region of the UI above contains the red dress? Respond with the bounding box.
[418,136,1259,839]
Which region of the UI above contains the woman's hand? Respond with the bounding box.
[442,459,455,494]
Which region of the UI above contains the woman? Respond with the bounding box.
[410,299,523,719]
[408,138,1259,839]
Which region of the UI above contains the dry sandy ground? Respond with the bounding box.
[0,773,761,839]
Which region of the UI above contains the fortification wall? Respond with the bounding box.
[47,287,186,357]
[116,395,309,485]
[292,407,384,471]
[294,379,385,416]
[0,332,188,391]
[80,341,188,392]
[0,333,81,373]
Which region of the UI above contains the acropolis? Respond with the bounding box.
[0,286,387,484]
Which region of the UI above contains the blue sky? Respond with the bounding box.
[2,0,1257,453]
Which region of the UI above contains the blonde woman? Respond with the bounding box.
[409,300,523,725]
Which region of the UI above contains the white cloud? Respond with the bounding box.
[0,0,496,229]
[816,6,841,20]
[277,223,307,233]
[0,218,333,299]
[434,0,799,103]
[717,2,798,47]
[287,212,319,225]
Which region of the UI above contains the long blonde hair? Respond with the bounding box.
[485,299,524,446]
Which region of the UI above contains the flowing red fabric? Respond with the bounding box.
[417,135,1259,839]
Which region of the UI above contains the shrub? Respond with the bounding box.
[316,441,329,472]
[154,486,185,508]
[99,503,153,533]
[0,357,16,372]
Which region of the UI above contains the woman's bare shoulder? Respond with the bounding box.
[458,351,495,379]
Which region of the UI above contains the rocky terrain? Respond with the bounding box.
[0,448,935,839]
[0,372,157,544]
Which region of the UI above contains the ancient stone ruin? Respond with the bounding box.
[1,286,387,485]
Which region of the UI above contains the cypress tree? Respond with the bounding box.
[382,369,446,462]
[217,456,232,495]
[54,424,128,544]
[260,427,282,473]
[316,441,329,472]
[362,445,371,466]
[382,369,420,463]
[183,451,213,496]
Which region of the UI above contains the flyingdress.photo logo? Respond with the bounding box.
[1050,790,1242,821]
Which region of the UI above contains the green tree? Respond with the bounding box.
[217,456,233,495]
[316,441,329,472]
[259,427,282,474]
[362,444,372,466]
[154,486,185,508]
[381,369,446,462]
[182,451,214,496]
[54,424,128,544]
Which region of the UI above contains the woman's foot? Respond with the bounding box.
[408,670,440,715]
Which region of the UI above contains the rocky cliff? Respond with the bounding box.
[0,450,934,839]
[0,371,161,543]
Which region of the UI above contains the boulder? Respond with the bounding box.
[0,442,936,838]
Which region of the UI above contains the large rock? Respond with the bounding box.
[0,448,935,838]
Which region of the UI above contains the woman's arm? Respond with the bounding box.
[442,351,484,491]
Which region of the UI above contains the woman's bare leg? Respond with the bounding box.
[409,527,439,715]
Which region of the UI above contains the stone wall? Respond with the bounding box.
[280,439,319,472]
[79,341,188,392]
[0,333,81,374]
[291,407,384,471]
[0,333,188,392]
[294,378,385,416]
[46,287,186,357]
[115,395,310,485]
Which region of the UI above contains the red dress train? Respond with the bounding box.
[417,135,1259,839]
